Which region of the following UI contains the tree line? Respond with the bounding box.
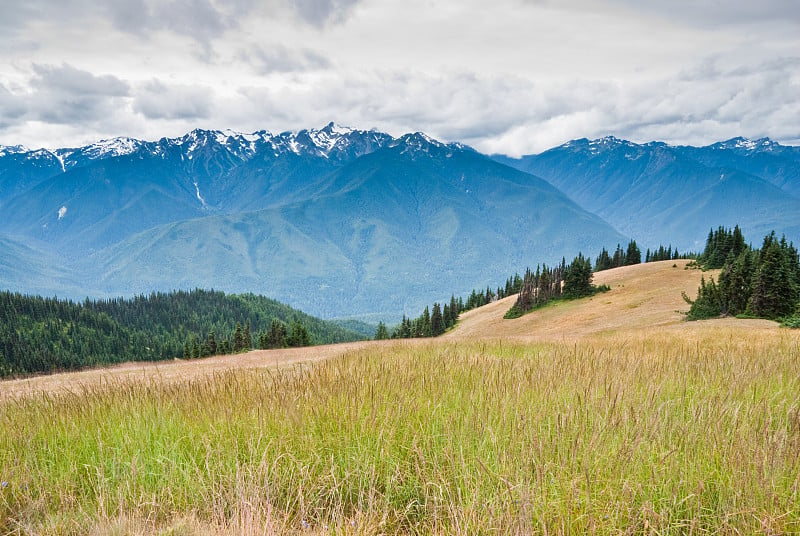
[386,239,695,339]
[0,289,363,377]
[684,226,800,323]
[504,252,608,319]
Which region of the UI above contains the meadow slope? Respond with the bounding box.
[447,259,778,340]
[0,260,783,400]
[2,261,799,534]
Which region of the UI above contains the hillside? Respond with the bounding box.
[5,259,788,400]
[3,260,798,535]
[447,259,778,340]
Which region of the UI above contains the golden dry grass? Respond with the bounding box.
[447,259,779,341]
[0,340,418,401]
[1,260,787,402]
[2,260,800,534]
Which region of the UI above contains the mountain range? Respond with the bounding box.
[495,136,800,251]
[1,124,798,320]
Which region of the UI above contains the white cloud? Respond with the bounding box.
[0,0,798,153]
[133,80,212,120]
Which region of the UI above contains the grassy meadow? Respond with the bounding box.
[1,329,799,534]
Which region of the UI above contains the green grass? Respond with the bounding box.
[2,334,799,534]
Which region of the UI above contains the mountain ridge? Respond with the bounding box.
[2,127,798,319]
[495,135,800,250]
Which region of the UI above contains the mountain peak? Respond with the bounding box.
[56,137,144,161]
[713,137,778,152]
[589,135,635,148]
[0,144,32,156]
[393,132,443,149]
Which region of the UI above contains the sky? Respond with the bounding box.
[1,0,799,156]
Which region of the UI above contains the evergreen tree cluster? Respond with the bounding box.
[505,253,604,319]
[594,240,642,271]
[0,289,363,377]
[697,225,748,269]
[388,275,531,341]
[391,296,463,339]
[684,228,800,321]
[645,245,687,263]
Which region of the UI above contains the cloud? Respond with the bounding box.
[289,0,362,27]
[22,64,130,125]
[101,0,249,57]
[1,0,798,153]
[609,0,800,27]
[132,80,212,120]
[0,84,28,128]
[243,45,331,74]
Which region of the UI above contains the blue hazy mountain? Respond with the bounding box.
[5,127,796,319]
[79,132,625,318]
[496,136,800,251]
[676,137,800,199]
[0,124,395,253]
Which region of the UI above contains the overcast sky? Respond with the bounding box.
[1,0,798,155]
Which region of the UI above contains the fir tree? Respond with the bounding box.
[431,303,444,336]
[233,322,245,352]
[625,240,641,265]
[595,247,612,271]
[374,322,389,340]
[563,253,594,298]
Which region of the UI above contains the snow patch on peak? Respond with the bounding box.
[320,121,354,136]
[0,144,31,156]
[303,123,359,154]
[82,137,142,159]
[590,135,632,147]
[390,132,449,156]
[715,136,777,152]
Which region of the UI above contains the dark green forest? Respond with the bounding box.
[0,289,364,377]
[684,226,800,324]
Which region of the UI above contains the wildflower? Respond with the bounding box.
[1,481,7,488]
[301,519,310,530]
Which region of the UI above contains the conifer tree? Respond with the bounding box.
[374,321,389,340]
[267,319,287,348]
[625,240,641,265]
[595,248,612,271]
[206,330,217,355]
[233,322,245,352]
[243,321,252,350]
[563,253,593,298]
[749,234,798,318]
[421,306,432,337]
[431,302,444,336]
[287,319,311,347]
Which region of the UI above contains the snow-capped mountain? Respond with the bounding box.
[0,125,626,318]
[495,136,800,250]
[1,127,798,319]
[2,122,394,179]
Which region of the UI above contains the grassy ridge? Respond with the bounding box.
[2,332,799,534]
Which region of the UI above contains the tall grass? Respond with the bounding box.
[1,332,799,534]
